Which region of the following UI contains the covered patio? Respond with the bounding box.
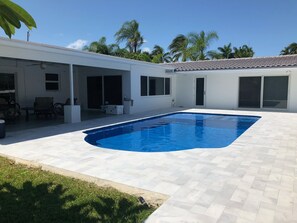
[0,38,134,130]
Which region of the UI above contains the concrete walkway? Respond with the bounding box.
[0,108,297,223]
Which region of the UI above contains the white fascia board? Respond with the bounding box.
[0,38,166,71]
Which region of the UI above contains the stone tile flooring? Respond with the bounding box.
[0,108,297,223]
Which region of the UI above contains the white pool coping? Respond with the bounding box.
[0,108,297,223]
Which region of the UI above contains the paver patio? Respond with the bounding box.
[0,108,297,223]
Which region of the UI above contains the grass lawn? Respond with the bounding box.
[0,156,155,223]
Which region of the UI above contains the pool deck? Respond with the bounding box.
[0,108,297,223]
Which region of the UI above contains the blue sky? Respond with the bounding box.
[4,0,297,57]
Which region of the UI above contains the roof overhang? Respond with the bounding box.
[0,38,167,71]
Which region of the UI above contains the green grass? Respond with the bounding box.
[0,156,155,223]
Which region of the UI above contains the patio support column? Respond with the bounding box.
[64,64,81,123]
[69,64,74,105]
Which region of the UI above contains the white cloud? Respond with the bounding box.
[142,47,151,53]
[66,39,88,50]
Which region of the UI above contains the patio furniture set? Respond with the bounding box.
[0,97,75,122]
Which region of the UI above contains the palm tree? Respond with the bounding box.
[151,45,164,57]
[169,34,189,62]
[84,37,122,56]
[115,20,144,53]
[85,37,109,54]
[0,0,36,38]
[233,45,254,58]
[207,50,222,60]
[151,45,173,63]
[187,31,219,60]
[280,43,297,55]
[218,43,233,59]
[169,31,218,61]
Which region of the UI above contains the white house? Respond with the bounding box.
[0,37,297,124]
[169,56,297,112]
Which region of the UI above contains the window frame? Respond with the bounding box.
[263,76,289,109]
[140,75,171,97]
[238,75,289,110]
[45,73,59,91]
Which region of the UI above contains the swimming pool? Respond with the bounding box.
[84,112,260,152]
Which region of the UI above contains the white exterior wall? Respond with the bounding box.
[0,58,71,107]
[0,38,176,115]
[175,67,297,112]
[129,65,176,114]
[175,74,197,107]
[0,58,174,115]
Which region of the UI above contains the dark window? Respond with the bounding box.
[45,73,59,91]
[45,83,59,91]
[263,76,288,109]
[141,76,171,96]
[239,77,261,108]
[141,76,148,96]
[87,76,103,109]
[149,77,164,95]
[165,78,170,95]
[0,73,15,101]
[46,73,59,81]
[104,76,122,105]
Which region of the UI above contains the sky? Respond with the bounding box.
[3,0,297,57]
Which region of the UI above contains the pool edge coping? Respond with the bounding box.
[0,152,169,208]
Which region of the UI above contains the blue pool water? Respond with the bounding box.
[84,113,260,152]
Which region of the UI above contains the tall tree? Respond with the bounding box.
[84,37,122,56]
[85,37,109,54]
[115,20,144,53]
[151,45,164,57]
[218,43,233,59]
[169,31,218,61]
[188,31,219,60]
[151,45,173,63]
[280,43,297,55]
[233,45,254,58]
[169,34,189,62]
[207,50,222,59]
[0,0,36,38]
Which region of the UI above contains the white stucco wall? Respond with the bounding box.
[0,58,71,107]
[129,64,175,114]
[175,67,297,112]
[0,39,178,115]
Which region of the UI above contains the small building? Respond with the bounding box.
[169,56,297,112]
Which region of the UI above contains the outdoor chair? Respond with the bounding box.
[0,97,21,121]
[54,98,78,116]
[34,97,56,118]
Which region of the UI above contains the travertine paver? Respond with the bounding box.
[0,108,297,223]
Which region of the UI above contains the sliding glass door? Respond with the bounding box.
[263,76,288,109]
[239,77,261,108]
[238,76,289,109]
